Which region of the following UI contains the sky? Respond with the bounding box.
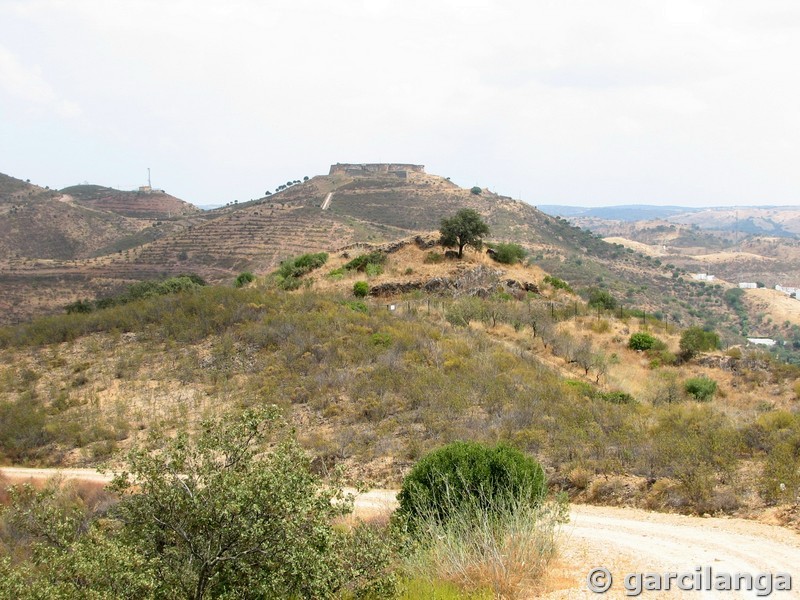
[1,0,800,208]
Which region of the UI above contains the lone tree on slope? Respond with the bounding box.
[439,208,490,258]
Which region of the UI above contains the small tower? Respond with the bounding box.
[138,168,153,193]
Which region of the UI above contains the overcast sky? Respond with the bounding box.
[1,1,799,207]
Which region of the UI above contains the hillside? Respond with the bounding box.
[2,243,800,520]
[0,173,201,262]
[1,165,791,350]
[61,184,200,220]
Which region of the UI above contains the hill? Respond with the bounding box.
[61,184,200,220]
[542,204,800,237]
[2,245,799,519]
[2,164,792,350]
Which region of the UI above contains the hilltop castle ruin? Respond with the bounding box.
[329,163,425,178]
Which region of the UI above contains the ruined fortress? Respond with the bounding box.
[329,163,425,178]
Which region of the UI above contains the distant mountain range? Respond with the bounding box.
[539,204,800,237]
[538,205,700,221]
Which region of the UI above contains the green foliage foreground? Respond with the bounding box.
[0,407,394,600]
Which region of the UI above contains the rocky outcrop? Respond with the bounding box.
[367,266,539,300]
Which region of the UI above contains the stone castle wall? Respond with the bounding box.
[329,163,425,176]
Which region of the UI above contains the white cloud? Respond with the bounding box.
[0,45,80,118]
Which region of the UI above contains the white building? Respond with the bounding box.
[747,338,777,347]
[692,273,716,282]
[738,282,757,289]
[776,285,800,296]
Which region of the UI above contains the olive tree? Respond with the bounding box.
[439,209,490,258]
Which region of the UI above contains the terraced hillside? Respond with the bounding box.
[0,174,201,261]
[1,174,142,261]
[62,184,200,220]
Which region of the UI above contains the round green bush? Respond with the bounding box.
[234,272,255,288]
[353,281,369,298]
[396,441,546,530]
[684,376,717,401]
[628,332,657,351]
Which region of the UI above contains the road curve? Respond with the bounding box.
[3,468,799,598]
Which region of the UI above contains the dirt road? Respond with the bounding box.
[3,468,799,598]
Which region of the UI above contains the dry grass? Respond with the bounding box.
[603,237,666,257]
[744,288,800,327]
[403,497,568,600]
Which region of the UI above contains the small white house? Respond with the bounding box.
[747,338,777,347]
[739,282,757,289]
[692,273,716,282]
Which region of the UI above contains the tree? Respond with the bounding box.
[439,209,490,258]
[587,288,617,311]
[109,406,390,600]
[679,326,719,360]
[470,186,482,195]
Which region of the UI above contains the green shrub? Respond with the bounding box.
[628,332,658,351]
[543,275,573,293]
[277,276,302,291]
[597,391,636,405]
[353,281,369,298]
[684,376,717,401]
[344,251,385,272]
[489,243,526,265]
[65,300,93,314]
[470,186,482,195]
[371,332,392,347]
[587,289,617,311]
[365,263,383,277]
[424,252,444,264]
[396,441,546,530]
[276,252,329,279]
[234,272,255,288]
[327,267,345,280]
[342,300,368,313]
[0,398,52,461]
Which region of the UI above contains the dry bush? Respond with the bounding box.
[402,495,568,599]
[566,467,593,491]
[585,476,636,505]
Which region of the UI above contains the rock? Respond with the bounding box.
[413,235,437,249]
[368,281,424,296]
